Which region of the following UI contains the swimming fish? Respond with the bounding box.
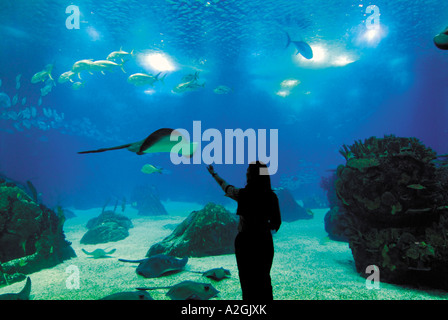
[181,72,200,83]
[82,248,116,259]
[91,60,126,74]
[141,164,163,174]
[72,59,95,79]
[107,48,134,63]
[127,72,165,86]
[434,26,448,50]
[78,128,198,158]
[12,94,18,106]
[71,81,84,90]
[31,64,54,84]
[213,85,232,94]
[407,184,426,190]
[172,81,205,94]
[285,32,313,60]
[58,71,76,84]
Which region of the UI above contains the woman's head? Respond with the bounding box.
[246,161,272,191]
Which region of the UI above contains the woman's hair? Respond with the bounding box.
[246,161,272,191]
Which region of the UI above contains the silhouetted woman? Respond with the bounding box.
[207,162,281,301]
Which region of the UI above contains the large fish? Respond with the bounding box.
[285,32,313,60]
[78,128,197,157]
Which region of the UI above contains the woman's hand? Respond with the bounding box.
[207,165,215,176]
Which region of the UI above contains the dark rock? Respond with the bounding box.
[81,210,133,245]
[131,185,167,216]
[321,172,349,242]
[85,211,133,230]
[323,206,350,242]
[0,179,75,284]
[274,188,312,222]
[336,135,448,289]
[146,203,238,257]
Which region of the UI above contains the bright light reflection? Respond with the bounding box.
[138,52,176,72]
[281,79,300,89]
[276,90,290,97]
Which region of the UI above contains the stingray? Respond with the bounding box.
[137,280,219,300]
[78,128,197,157]
[285,32,313,60]
[99,291,153,300]
[119,254,188,278]
[0,277,31,300]
[82,248,116,259]
[189,267,231,281]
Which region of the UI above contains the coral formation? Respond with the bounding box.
[80,210,133,245]
[0,178,75,285]
[146,203,238,257]
[335,135,448,288]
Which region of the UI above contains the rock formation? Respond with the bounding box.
[0,178,75,285]
[80,210,133,245]
[336,135,448,289]
[146,203,238,257]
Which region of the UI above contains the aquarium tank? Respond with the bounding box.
[1,0,448,306]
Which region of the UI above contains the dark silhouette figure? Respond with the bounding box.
[207,162,281,301]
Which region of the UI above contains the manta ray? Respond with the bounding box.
[285,32,313,60]
[78,128,197,157]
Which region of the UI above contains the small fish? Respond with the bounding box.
[128,72,165,86]
[141,164,163,174]
[407,184,426,190]
[40,84,52,96]
[71,82,84,90]
[106,48,134,63]
[58,71,76,84]
[37,96,42,106]
[31,64,54,84]
[21,97,26,105]
[213,85,232,94]
[12,94,18,106]
[16,81,21,90]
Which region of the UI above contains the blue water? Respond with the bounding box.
[1,0,448,210]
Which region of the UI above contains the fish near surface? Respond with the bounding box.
[285,32,313,60]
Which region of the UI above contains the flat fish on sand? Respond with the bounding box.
[0,277,31,300]
[99,291,153,300]
[137,280,219,300]
[119,254,188,278]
